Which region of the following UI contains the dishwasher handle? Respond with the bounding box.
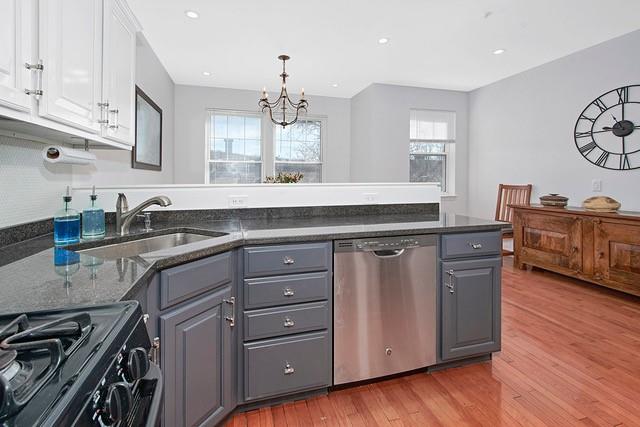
[371,248,406,258]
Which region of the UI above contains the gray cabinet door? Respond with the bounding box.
[441,257,501,360]
[161,285,234,427]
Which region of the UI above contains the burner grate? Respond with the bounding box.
[0,312,92,421]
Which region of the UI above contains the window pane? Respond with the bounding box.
[208,111,263,183]
[228,116,244,138]
[410,154,446,191]
[273,119,322,163]
[209,162,262,184]
[214,115,227,137]
[275,163,322,183]
[245,117,260,139]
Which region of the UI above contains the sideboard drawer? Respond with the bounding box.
[243,332,330,401]
[160,251,233,309]
[244,301,329,340]
[244,271,330,309]
[441,231,502,259]
[243,242,331,277]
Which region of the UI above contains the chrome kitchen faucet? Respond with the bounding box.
[115,193,172,235]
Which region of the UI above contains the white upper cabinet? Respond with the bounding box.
[38,0,103,133]
[0,0,33,112]
[102,0,137,145]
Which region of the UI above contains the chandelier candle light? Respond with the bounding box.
[259,55,308,128]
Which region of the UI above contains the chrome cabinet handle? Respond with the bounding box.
[97,101,110,125]
[224,297,235,327]
[284,363,295,375]
[283,256,295,265]
[283,287,294,297]
[24,60,44,98]
[283,317,295,328]
[108,108,119,129]
[470,243,483,249]
[445,269,455,294]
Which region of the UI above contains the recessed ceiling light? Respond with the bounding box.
[202,71,211,76]
[185,10,199,19]
[378,37,389,45]
[493,48,506,55]
[331,83,339,88]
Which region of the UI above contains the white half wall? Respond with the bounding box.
[468,30,640,219]
[72,34,176,186]
[173,85,351,184]
[72,183,440,212]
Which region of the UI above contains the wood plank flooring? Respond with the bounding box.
[225,258,640,426]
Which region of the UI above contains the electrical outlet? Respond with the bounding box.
[228,195,249,208]
[363,192,379,203]
[591,179,602,192]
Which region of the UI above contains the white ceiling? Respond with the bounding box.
[129,0,640,98]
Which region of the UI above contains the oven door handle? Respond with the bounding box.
[143,363,163,427]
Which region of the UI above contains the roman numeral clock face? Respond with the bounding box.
[575,85,640,170]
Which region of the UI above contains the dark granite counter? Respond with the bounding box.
[0,212,505,315]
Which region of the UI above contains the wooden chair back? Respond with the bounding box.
[495,184,532,224]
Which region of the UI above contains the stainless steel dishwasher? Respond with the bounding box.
[333,234,437,385]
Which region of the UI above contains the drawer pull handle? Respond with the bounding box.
[223,297,235,327]
[283,256,295,265]
[284,363,295,375]
[470,243,483,249]
[283,317,295,328]
[283,288,295,297]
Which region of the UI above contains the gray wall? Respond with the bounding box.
[468,30,640,219]
[350,84,469,213]
[72,34,176,186]
[174,85,351,184]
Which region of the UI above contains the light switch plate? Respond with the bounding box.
[591,179,602,192]
[228,195,249,208]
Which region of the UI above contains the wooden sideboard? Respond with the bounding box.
[512,205,640,297]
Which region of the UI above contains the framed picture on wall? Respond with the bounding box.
[133,86,162,171]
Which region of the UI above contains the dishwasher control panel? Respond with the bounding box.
[334,234,436,252]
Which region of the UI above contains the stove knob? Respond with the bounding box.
[124,347,150,382]
[101,382,132,425]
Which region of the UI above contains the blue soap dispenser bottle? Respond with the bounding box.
[53,186,81,246]
[82,186,105,240]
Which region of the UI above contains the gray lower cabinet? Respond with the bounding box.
[441,257,501,360]
[160,283,235,427]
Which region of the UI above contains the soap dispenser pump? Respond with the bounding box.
[53,186,81,246]
[82,186,105,240]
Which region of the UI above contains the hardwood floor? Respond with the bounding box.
[225,258,640,426]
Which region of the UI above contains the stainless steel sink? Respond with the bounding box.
[76,232,225,260]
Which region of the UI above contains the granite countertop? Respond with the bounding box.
[0,212,505,315]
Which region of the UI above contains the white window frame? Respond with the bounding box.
[271,115,327,183]
[205,109,266,184]
[409,109,456,195]
[205,109,327,184]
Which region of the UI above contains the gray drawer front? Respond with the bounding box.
[441,231,501,259]
[244,301,329,341]
[160,252,233,310]
[243,242,331,277]
[244,332,330,401]
[244,271,330,309]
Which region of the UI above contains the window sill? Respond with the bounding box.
[440,193,457,200]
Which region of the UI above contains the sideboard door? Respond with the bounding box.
[594,220,640,295]
[515,212,583,274]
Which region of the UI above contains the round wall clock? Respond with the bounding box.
[574,84,640,170]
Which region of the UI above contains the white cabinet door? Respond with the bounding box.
[0,0,33,112]
[102,0,136,145]
[38,0,103,133]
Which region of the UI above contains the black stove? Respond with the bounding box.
[0,302,162,426]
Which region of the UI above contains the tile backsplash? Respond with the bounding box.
[0,135,72,229]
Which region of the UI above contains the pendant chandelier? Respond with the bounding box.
[259,55,308,128]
